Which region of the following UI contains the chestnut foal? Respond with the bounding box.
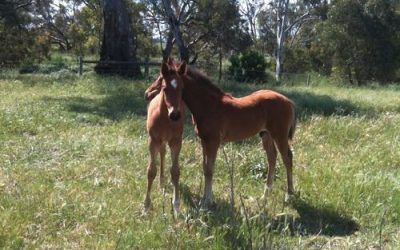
[144,64,185,215]
[157,61,296,208]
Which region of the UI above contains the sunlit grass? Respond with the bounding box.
[0,71,399,248]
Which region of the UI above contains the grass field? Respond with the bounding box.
[0,70,399,248]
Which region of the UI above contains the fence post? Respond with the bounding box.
[307,74,311,86]
[144,57,149,78]
[79,56,83,76]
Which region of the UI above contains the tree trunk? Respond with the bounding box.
[95,0,141,77]
[162,0,189,62]
[275,40,284,82]
[275,0,289,82]
[346,65,354,85]
[218,48,223,83]
[162,31,174,61]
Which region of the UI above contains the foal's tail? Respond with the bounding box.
[288,104,296,141]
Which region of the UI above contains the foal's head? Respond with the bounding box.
[160,61,186,121]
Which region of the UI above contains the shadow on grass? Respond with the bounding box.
[43,72,368,123]
[274,197,359,237]
[180,185,358,247]
[282,90,366,119]
[43,90,148,121]
[180,184,253,249]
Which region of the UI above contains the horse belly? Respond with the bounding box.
[221,111,265,142]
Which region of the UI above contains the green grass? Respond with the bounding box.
[0,71,399,248]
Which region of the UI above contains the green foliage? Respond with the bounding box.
[196,0,251,53]
[308,33,334,75]
[18,64,40,74]
[228,50,268,82]
[322,0,400,84]
[283,47,311,74]
[127,1,158,59]
[18,55,75,75]
[0,0,51,66]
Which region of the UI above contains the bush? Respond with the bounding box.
[228,50,267,82]
[284,47,311,74]
[39,62,67,74]
[18,56,72,75]
[19,64,40,74]
[228,54,242,79]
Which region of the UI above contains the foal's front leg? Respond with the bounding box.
[200,139,220,209]
[169,137,182,216]
[159,143,166,191]
[144,137,160,211]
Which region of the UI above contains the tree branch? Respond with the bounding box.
[285,12,313,33]
[15,0,32,10]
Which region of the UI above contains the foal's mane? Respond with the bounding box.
[185,66,226,96]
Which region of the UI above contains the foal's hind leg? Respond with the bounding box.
[169,137,182,216]
[274,134,295,198]
[260,131,277,200]
[144,137,160,211]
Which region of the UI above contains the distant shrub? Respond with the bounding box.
[19,64,40,74]
[51,69,77,80]
[19,56,72,75]
[39,62,67,74]
[228,54,242,79]
[228,50,267,82]
[284,47,311,74]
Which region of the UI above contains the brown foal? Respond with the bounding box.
[156,60,296,208]
[144,63,185,215]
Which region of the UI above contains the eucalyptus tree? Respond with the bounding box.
[257,0,325,81]
[143,0,197,61]
[95,0,141,77]
[322,0,400,84]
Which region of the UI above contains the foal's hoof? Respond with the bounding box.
[159,178,165,191]
[144,199,152,213]
[259,195,268,207]
[199,198,216,211]
[172,202,181,217]
[259,187,272,206]
[284,193,296,204]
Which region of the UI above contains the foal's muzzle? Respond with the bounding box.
[169,111,181,121]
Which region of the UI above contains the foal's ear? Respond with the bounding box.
[144,89,160,101]
[177,61,187,75]
[161,62,169,77]
[144,77,162,101]
[167,57,174,66]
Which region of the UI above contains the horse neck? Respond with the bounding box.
[182,76,223,119]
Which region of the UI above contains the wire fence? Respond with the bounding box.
[78,56,161,78]
[1,57,320,86]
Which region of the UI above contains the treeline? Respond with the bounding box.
[1,0,400,84]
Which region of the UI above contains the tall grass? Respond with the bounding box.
[0,71,399,248]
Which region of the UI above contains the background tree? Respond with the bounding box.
[257,0,324,81]
[144,0,197,62]
[321,0,400,84]
[195,0,251,80]
[0,0,51,65]
[95,0,141,77]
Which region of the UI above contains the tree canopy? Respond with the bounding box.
[0,0,399,84]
